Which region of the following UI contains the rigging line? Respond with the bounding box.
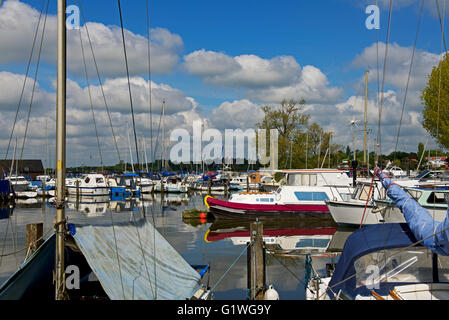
[436,0,446,157]
[376,0,380,113]
[436,0,448,54]
[393,0,425,161]
[146,0,154,171]
[78,21,104,170]
[5,0,46,160]
[151,102,165,169]
[109,207,126,299]
[117,0,140,167]
[270,254,316,295]
[19,0,50,161]
[377,0,394,166]
[76,0,122,163]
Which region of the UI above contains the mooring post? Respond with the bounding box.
[246,176,250,192]
[248,219,265,300]
[75,179,80,210]
[26,222,43,254]
[208,178,211,194]
[42,181,46,200]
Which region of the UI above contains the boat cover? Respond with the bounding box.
[327,223,419,299]
[375,168,449,256]
[70,219,202,300]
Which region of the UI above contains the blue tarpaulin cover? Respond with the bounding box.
[327,223,419,299]
[72,219,202,300]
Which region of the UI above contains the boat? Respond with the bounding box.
[306,223,449,300]
[205,169,355,219]
[205,184,349,219]
[6,176,31,193]
[327,181,448,226]
[0,0,211,300]
[154,176,189,193]
[108,173,140,197]
[229,176,259,191]
[67,195,110,217]
[66,174,110,196]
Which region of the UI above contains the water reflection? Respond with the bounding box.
[0,192,360,300]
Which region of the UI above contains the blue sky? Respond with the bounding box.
[0,0,447,165]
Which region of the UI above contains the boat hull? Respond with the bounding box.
[67,186,110,196]
[205,196,330,219]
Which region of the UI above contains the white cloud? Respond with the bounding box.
[184,49,300,88]
[184,49,343,104]
[352,42,441,91]
[0,0,183,76]
[209,99,264,130]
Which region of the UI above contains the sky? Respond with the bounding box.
[0,0,447,167]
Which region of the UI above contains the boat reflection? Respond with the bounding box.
[204,218,343,256]
[67,195,110,217]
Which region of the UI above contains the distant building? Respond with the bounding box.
[426,156,447,169]
[0,159,45,179]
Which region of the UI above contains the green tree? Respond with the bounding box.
[257,98,310,168]
[421,53,449,148]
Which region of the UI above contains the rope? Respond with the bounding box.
[209,241,252,294]
[393,0,424,161]
[376,0,394,166]
[78,22,104,171]
[76,0,122,163]
[117,0,141,167]
[0,227,52,258]
[19,0,50,161]
[4,0,46,160]
[146,0,154,171]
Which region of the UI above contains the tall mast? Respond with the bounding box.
[363,70,369,167]
[55,0,67,300]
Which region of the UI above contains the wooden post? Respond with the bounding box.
[246,176,249,192]
[42,181,46,200]
[247,220,265,300]
[208,178,211,194]
[26,223,43,253]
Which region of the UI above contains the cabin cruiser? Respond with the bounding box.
[327,180,440,226]
[205,169,355,219]
[229,176,259,190]
[109,174,140,197]
[66,174,110,196]
[154,176,189,193]
[6,175,30,192]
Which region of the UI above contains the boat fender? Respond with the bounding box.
[264,284,279,300]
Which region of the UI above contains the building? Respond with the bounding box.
[0,160,45,179]
[426,156,447,169]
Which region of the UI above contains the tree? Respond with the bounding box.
[421,53,449,148]
[257,98,310,168]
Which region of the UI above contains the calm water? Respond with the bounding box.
[0,192,354,300]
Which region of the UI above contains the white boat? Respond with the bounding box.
[229,176,259,190]
[327,180,446,226]
[66,174,110,196]
[6,175,30,193]
[153,176,189,193]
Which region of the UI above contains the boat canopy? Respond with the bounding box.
[327,223,419,299]
[70,219,202,300]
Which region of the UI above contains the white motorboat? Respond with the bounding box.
[66,174,110,196]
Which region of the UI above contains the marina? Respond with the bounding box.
[1,0,449,305]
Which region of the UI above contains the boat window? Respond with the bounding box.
[407,189,422,199]
[295,238,330,248]
[359,185,372,201]
[426,192,448,205]
[294,192,329,201]
[354,248,449,288]
[85,177,90,184]
[259,198,273,203]
[96,178,104,184]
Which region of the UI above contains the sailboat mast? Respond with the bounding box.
[363,70,368,167]
[127,122,135,172]
[161,99,166,170]
[55,0,67,300]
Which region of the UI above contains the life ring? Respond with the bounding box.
[204,195,212,209]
